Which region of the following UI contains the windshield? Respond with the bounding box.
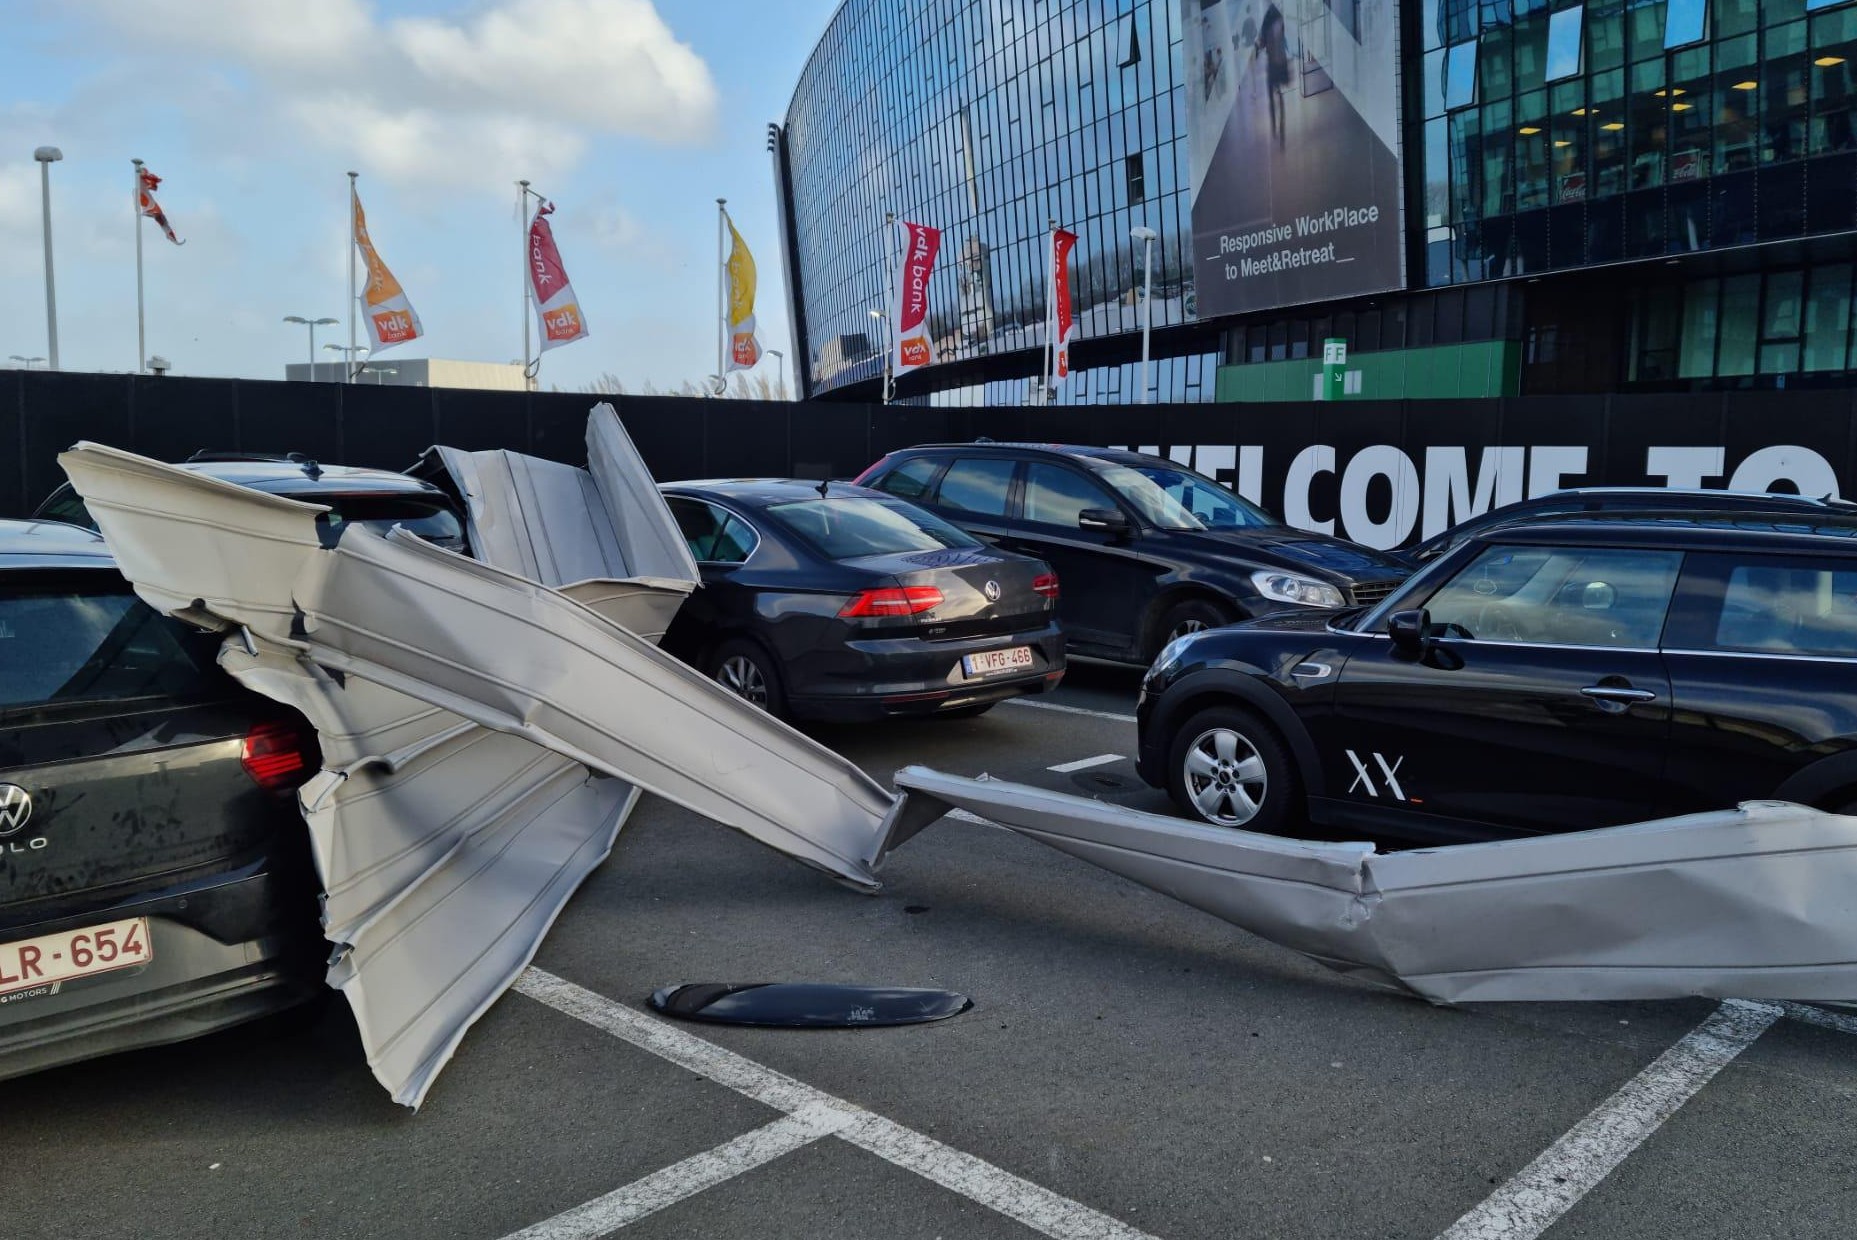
[323,496,467,550]
[767,496,981,560]
[1096,464,1278,531]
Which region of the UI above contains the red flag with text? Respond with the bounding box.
[890,220,942,372]
[1049,227,1078,385]
[528,201,589,353]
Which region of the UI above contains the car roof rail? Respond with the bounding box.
[185,449,323,479]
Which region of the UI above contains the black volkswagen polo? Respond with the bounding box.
[1138,510,1857,841]
[659,480,1064,721]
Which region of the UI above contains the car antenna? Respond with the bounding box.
[816,478,831,497]
[286,451,323,480]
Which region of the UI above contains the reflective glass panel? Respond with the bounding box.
[1546,5,1585,80]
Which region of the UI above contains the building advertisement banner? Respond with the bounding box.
[528,202,589,353]
[1182,0,1405,318]
[1050,227,1078,385]
[352,190,423,351]
[891,220,942,372]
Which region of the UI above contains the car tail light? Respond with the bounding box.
[839,586,945,617]
[1032,572,1060,599]
[242,720,316,792]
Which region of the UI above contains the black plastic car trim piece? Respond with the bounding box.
[649,982,974,1028]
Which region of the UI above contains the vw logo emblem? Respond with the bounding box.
[0,784,33,838]
[982,580,1002,603]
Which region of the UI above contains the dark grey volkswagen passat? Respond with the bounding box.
[0,520,324,1081]
[659,480,1065,721]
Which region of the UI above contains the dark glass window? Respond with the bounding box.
[1717,274,1761,377]
[1023,462,1116,527]
[0,581,218,709]
[1811,8,1857,154]
[873,455,944,500]
[768,497,980,559]
[935,457,1017,516]
[1712,562,1857,656]
[1759,270,1806,374]
[1126,152,1145,203]
[670,499,758,564]
[1803,264,1854,371]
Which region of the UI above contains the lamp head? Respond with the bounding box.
[1130,226,1158,242]
[283,315,309,325]
[33,146,63,163]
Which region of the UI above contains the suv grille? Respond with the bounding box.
[1349,580,1403,606]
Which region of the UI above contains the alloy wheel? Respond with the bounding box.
[716,654,769,708]
[1181,725,1268,826]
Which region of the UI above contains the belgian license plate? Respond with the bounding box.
[0,917,152,997]
[962,646,1034,678]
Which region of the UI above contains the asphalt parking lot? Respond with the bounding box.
[9,663,1856,1240]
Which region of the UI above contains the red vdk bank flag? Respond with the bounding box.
[138,168,183,245]
[890,219,942,372]
[528,201,589,352]
[1049,227,1078,385]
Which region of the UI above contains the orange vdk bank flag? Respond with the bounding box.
[724,212,761,371]
[351,187,423,351]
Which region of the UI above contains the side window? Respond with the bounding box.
[1024,462,1116,528]
[935,457,1017,517]
[37,486,95,530]
[1420,544,1684,647]
[872,456,943,501]
[1710,560,1857,656]
[669,499,757,564]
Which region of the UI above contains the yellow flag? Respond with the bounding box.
[724,214,760,371]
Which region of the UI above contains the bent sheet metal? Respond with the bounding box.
[60,437,895,1107]
[881,767,1857,1004]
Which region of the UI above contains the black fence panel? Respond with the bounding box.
[9,370,1857,552]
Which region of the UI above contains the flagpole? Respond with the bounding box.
[131,159,145,373]
[881,211,896,404]
[715,199,728,397]
[346,172,358,384]
[1043,220,1057,405]
[519,180,533,387]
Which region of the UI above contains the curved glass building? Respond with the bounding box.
[773,0,1857,404]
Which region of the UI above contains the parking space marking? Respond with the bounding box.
[1003,699,1137,724]
[1782,1002,1857,1038]
[513,969,1159,1240]
[1436,999,1783,1240]
[504,1105,853,1239]
[1047,754,1125,774]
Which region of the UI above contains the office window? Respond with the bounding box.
[1546,5,1585,79]
[1119,15,1140,66]
[1126,152,1145,204]
[1809,0,1856,10]
[1445,40,1480,108]
[1716,275,1760,376]
[1664,0,1707,47]
[1677,278,1720,377]
[1811,8,1857,153]
[1803,264,1853,370]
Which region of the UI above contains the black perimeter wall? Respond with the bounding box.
[8,370,1857,548]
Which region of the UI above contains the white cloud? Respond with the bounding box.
[64,0,717,190]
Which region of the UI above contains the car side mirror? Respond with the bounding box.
[1388,608,1431,654]
[1078,507,1131,538]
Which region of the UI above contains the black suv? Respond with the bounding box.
[857,443,1409,662]
[0,520,324,1080]
[1138,510,1857,841]
[33,451,466,551]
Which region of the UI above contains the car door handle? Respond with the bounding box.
[1580,685,1657,703]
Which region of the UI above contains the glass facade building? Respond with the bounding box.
[775,0,1857,403]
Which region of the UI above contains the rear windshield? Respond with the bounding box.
[322,496,466,549]
[767,497,981,560]
[0,578,219,709]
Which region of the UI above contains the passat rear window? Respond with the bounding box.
[0,578,218,709]
[321,496,466,549]
[767,498,980,560]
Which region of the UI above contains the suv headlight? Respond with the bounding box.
[1250,570,1346,609]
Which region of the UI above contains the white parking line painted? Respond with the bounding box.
[1002,699,1137,724]
[512,969,1158,1240]
[1782,1001,1857,1038]
[1047,754,1125,774]
[504,1105,852,1239]
[1435,999,1783,1240]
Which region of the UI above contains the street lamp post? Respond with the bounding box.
[766,349,786,400]
[324,342,368,378]
[1130,226,1158,405]
[285,315,339,379]
[8,355,46,369]
[34,146,62,370]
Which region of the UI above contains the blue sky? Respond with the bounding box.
[0,0,841,393]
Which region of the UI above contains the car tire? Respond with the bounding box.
[709,638,788,720]
[1152,597,1235,659]
[1165,706,1295,833]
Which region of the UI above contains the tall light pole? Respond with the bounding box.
[1130,226,1158,405]
[34,146,62,370]
[8,355,46,369]
[766,348,786,400]
[284,315,339,379]
[324,342,368,373]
